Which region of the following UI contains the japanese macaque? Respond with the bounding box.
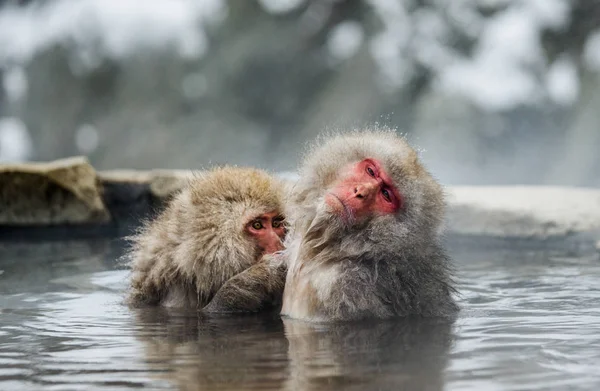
[280,129,458,321]
[125,166,286,310]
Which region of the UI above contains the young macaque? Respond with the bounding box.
[280,129,458,321]
[205,128,458,321]
[125,166,286,310]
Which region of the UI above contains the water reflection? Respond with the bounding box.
[133,310,289,390]
[283,318,454,391]
[132,308,455,391]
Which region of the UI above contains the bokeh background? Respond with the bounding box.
[0,0,599,186]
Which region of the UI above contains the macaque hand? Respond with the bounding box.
[202,252,288,313]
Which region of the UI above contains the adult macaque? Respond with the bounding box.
[126,166,286,309]
[281,129,458,321]
[207,128,458,320]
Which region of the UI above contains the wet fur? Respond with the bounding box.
[124,166,285,309]
[203,252,288,313]
[281,127,459,321]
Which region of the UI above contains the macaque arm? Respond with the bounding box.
[202,253,287,313]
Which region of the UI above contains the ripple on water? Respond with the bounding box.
[448,255,600,391]
[1,243,600,391]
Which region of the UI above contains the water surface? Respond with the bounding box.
[1,239,599,390]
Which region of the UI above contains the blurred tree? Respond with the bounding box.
[0,0,598,185]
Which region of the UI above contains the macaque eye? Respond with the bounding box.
[381,188,392,202]
[252,221,263,230]
[366,167,376,177]
[272,218,284,228]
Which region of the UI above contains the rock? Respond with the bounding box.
[0,156,109,225]
[97,169,153,184]
[446,186,600,240]
[97,169,192,229]
[98,169,192,200]
[0,162,193,239]
[147,170,193,200]
[96,170,155,229]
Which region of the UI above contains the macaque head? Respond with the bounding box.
[245,210,286,255]
[291,128,445,247]
[187,166,286,262]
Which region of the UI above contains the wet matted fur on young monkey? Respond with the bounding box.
[207,128,459,321]
[125,166,287,310]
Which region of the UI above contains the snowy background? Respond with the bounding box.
[0,0,599,186]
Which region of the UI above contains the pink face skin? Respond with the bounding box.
[325,158,402,223]
[246,211,286,256]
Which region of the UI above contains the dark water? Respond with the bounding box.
[1,239,599,391]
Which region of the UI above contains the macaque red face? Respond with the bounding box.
[246,211,286,255]
[325,158,402,223]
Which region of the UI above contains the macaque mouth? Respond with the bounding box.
[325,192,354,221]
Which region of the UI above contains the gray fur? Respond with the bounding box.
[281,127,459,321]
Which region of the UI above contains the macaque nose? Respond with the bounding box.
[354,183,377,199]
[266,240,284,254]
[264,230,284,254]
[273,239,284,252]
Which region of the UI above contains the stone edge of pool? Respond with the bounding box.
[1,157,599,251]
